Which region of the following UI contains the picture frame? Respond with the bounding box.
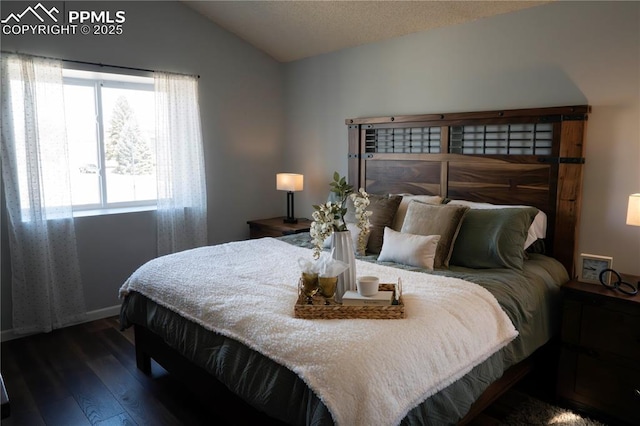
[578,253,614,285]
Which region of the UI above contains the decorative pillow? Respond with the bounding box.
[391,194,443,231]
[345,194,401,254]
[378,227,440,270]
[450,207,539,270]
[400,202,469,269]
[447,200,547,250]
[322,222,371,255]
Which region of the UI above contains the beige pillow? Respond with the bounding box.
[346,194,401,254]
[378,227,440,270]
[392,194,444,231]
[401,201,469,269]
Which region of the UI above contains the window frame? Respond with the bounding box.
[62,68,157,214]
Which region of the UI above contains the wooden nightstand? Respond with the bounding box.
[557,276,640,425]
[247,217,312,239]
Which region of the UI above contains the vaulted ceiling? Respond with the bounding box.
[182,1,551,62]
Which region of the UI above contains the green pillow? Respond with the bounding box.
[450,207,539,270]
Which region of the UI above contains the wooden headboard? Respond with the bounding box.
[345,105,590,276]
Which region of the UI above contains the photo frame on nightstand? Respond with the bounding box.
[578,253,613,285]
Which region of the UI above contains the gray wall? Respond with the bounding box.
[1,1,285,331]
[2,1,639,333]
[283,1,640,275]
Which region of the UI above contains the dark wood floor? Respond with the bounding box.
[0,316,555,426]
[1,316,219,426]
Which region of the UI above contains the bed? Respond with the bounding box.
[120,105,590,425]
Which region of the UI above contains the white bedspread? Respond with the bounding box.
[120,238,518,426]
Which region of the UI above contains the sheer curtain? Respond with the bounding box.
[0,53,86,334]
[155,72,207,255]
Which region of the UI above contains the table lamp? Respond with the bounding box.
[626,193,640,288]
[626,193,640,226]
[277,173,304,223]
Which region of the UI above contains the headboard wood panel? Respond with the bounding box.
[346,105,590,276]
[447,162,552,210]
[365,160,441,195]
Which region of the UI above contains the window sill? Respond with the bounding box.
[73,205,157,218]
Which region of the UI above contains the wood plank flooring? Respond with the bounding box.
[0,316,552,426]
[2,317,216,426]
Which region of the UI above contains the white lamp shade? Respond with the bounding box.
[276,173,304,192]
[627,193,640,226]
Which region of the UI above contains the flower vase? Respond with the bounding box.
[331,230,356,303]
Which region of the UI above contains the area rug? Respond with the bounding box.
[501,395,607,426]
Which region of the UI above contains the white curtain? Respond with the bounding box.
[155,72,207,255]
[0,53,86,334]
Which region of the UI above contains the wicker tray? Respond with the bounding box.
[294,283,405,319]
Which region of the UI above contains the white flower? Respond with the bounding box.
[310,175,371,259]
[310,201,344,258]
[350,190,371,255]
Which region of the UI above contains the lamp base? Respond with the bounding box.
[283,191,298,224]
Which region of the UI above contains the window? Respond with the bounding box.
[4,53,206,256]
[63,68,156,211]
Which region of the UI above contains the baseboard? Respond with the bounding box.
[84,304,121,322]
[0,304,121,342]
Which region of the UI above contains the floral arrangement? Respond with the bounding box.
[310,172,371,259]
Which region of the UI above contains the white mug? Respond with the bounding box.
[357,276,379,297]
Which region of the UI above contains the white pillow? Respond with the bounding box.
[377,227,440,270]
[323,222,370,255]
[447,200,547,249]
[391,194,443,231]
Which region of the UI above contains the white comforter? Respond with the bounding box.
[120,238,517,426]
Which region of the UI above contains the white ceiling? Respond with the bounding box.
[182,1,551,63]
